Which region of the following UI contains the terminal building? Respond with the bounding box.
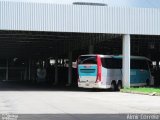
[0,0,160,88]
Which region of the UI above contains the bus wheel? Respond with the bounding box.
[117,81,122,91]
[111,81,116,91]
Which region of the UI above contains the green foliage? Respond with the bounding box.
[121,87,160,96]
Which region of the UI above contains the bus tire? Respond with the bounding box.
[111,81,116,91]
[117,81,122,91]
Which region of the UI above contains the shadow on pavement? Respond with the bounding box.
[0,81,114,92]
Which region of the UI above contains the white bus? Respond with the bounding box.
[77,54,154,91]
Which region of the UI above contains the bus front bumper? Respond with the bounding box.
[78,82,111,89]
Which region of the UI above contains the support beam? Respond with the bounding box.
[28,59,31,81]
[24,67,27,81]
[89,45,94,54]
[67,51,72,86]
[89,39,94,54]
[6,59,8,81]
[54,58,58,85]
[122,34,131,88]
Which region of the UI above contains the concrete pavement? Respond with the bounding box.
[0,81,160,120]
[0,91,160,114]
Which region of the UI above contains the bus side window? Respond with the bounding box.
[131,60,137,69]
[131,60,148,70]
[140,60,148,70]
[101,58,122,69]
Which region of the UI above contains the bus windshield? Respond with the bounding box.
[78,56,97,64]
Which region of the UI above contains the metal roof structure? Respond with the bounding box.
[0,1,160,35]
[2,0,160,8]
[0,0,160,59]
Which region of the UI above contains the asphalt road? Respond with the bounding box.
[0,81,160,120]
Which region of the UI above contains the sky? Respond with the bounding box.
[1,0,160,8]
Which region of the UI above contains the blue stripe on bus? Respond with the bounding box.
[130,69,150,84]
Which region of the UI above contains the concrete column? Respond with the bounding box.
[67,52,72,86]
[54,58,58,85]
[122,34,131,88]
[6,59,8,81]
[28,59,31,80]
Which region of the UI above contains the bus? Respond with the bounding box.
[77,54,154,91]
